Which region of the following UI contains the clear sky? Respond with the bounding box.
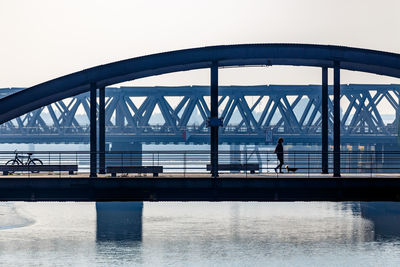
[1,0,400,87]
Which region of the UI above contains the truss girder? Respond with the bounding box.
[0,85,399,139]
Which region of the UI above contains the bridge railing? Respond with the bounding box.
[0,150,399,177]
[0,124,399,136]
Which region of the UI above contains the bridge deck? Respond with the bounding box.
[2,172,399,179]
[0,173,399,202]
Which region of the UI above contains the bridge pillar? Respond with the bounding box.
[210,62,219,178]
[382,144,400,173]
[349,145,360,173]
[110,142,142,166]
[321,67,329,174]
[333,62,341,177]
[230,144,241,173]
[99,86,106,174]
[90,83,97,178]
[375,143,383,167]
[360,145,370,173]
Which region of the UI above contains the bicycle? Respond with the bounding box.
[5,151,43,173]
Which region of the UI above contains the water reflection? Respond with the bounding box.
[0,202,399,265]
[142,202,375,245]
[359,202,400,240]
[96,202,143,242]
[94,201,400,244]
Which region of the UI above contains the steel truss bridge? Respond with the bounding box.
[0,84,399,145]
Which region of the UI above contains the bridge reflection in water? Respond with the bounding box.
[359,202,400,240]
[96,202,143,242]
[94,201,400,244]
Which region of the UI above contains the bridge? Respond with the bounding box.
[1,43,400,201]
[0,84,399,145]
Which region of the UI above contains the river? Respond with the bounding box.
[0,201,399,266]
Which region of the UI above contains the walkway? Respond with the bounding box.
[2,172,399,179]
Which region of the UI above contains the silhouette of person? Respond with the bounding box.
[274,137,284,173]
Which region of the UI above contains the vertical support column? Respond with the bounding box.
[321,67,329,174]
[99,86,106,174]
[90,83,98,178]
[396,91,400,129]
[333,62,341,177]
[111,142,142,166]
[210,62,219,178]
[375,143,383,166]
[230,144,241,173]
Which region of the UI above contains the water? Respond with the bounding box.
[0,202,399,266]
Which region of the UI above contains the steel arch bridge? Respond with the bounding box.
[1,43,400,176]
[0,84,399,145]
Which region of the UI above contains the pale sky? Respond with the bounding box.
[1,0,400,87]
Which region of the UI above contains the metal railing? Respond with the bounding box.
[0,150,399,178]
[0,125,398,135]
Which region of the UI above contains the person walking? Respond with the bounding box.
[274,137,284,173]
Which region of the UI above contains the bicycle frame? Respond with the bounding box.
[13,152,33,165]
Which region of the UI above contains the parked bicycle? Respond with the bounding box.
[6,151,43,173]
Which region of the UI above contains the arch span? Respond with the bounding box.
[1,43,400,124]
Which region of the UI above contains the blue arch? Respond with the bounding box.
[1,43,400,124]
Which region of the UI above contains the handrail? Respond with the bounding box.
[0,150,398,178]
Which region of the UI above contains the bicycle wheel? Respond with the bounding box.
[5,159,18,174]
[28,158,43,173]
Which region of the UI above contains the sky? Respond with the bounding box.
[1,0,400,87]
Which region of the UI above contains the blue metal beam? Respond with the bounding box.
[210,62,219,178]
[99,86,105,174]
[321,67,328,174]
[333,62,341,177]
[90,83,97,178]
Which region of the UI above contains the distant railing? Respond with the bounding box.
[0,150,399,178]
[0,124,398,135]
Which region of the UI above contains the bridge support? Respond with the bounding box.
[210,62,219,178]
[375,143,383,167]
[99,86,106,174]
[321,67,329,174]
[333,62,341,177]
[349,145,360,173]
[230,144,241,173]
[111,142,142,166]
[382,144,400,173]
[90,83,97,178]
